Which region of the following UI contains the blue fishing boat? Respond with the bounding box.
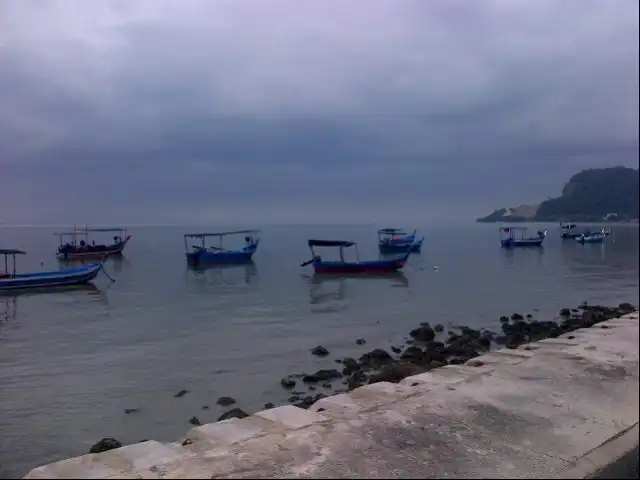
[377,228,423,254]
[301,240,410,274]
[0,249,104,292]
[576,228,607,244]
[499,227,547,248]
[184,230,260,266]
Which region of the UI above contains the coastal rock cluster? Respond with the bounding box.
[90,301,635,455]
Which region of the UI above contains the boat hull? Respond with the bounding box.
[57,235,131,260]
[576,235,605,244]
[501,238,545,248]
[312,254,409,275]
[186,242,258,266]
[561,232,585,239]
[0,264,102,291]
[379,239,423,254]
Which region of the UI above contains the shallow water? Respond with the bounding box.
[0,223,638,477]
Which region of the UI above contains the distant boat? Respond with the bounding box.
[184,230,260,266]
[499,227,547,248]
[377,228,423,254]
[1,248,104,292]
[301,239,410,274]
[559,222,587,239]
[55,225,131,260]
[576,229,607,244]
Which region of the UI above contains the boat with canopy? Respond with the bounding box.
[499,227,547,248]
[1,248,107,292]
[184,230,260,266]
[377,228,423,254]
[55,225,131,260]
[301,239,410,274]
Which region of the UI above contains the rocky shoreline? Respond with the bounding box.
[89,301,636,455]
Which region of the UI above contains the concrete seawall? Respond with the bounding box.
[25,311,639,479]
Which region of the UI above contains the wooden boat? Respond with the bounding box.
[377,228,423,254]
[499,227,547,248]
[301,239,410,274]
[55,226,131,260]
[576,228,607,244]
[1,249,104,292]
[184,230,260,266]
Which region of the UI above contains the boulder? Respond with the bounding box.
[409,325,435,342]
[217,408,249,421]
[280,378,296,389]
[368,363,425,384]
[90,438,122,454]
[311,345,330,357]
[216,396,236,406]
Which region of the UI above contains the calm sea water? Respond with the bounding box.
[0,223,638,477]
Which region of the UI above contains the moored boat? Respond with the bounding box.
[576,228,607,244]
[559,222,586,239]
[1,248,104,292]
[55,226,131,260]
[184,230,260,266]
[301,239,410,274]
[377,228,423,254]
[499,227,547,248]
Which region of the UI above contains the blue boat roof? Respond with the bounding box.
[0,249,26,255]
[184,230,259,238]
[308,239,355,248]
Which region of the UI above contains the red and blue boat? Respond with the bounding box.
[301,239,410,274]
[184,230,260,266]
[377,228,423,254]
[55,226,131,260]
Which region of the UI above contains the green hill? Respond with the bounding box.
[477,166,639,223]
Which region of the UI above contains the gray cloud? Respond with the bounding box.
[0,0,637,225]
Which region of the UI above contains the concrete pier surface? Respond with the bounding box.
[25,311,639,479]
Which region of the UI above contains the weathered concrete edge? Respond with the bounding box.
[23,311,640,479]
[561,422,639,479]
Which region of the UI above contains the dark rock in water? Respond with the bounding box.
[294,393,327,410]
[526,314,533,318]
[288,395,300,402]
[217,408,249,421]
[409,325,435,342]
[420,321,431,327]
[346,371,368,390]
[202,405,209,410]
[280,378,296,389]
[264,403,275,409]
[342,357,360,375]
[391,346,402,354]
[311,345,330,357]
[90,438,122,454]
[308,385,316,390]
[334,359,343,363]
[174,390,189,398]
[559,308,571,317]
[189,416,201,426]
[359,348,394,367]
[124,408,139,414]
[478,336,491,348]
[500,316,509,323]
[495,335,508,345]
[356,338,366,345]
[322,382,332,389]
[434,324,444,333]
[216,396,236,407]
[368,363,425,384]
[511,313,524,321]
[619,302,636,314]
[138,439,149,443]
[303,369,342,383]
[405,339,415,345]
[400,346,424,363]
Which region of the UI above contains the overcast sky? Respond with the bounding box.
[0,0,638,225]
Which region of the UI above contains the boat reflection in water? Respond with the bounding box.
[308,271,409,309]
[187,261,258,286]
